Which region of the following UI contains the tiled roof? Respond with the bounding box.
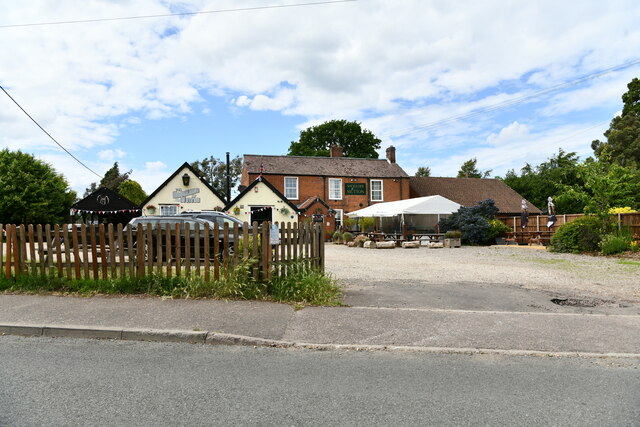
[243,154,408,178]
[409,177,542,214]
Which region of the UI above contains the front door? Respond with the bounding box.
[250,206,273,225]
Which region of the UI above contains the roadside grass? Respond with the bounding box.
[618,260,640,267]
[0,259,342,306]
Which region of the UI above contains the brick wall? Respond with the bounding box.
[245,172,410,215]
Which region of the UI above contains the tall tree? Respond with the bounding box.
[502,149,584,214]
[191,155,243,196]
[415,166,431,177]
[287,119,381,158]
[84,162,131,196]
[0,149,76,224]
[557,160,640,217]
[457,158,491,178]
[117,180,147,205]
[591,77,640,168]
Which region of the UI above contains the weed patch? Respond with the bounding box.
[0,258,341,306]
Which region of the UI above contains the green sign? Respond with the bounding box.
[345,183,366,195]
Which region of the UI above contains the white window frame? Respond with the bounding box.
[334,209,343,228]
[160,204,179,216]
[370,179,383,202]
[284,176,298,200]
[328,178,342,200]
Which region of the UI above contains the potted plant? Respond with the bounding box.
[332,230,343,244]
[146,204,156,214]
[233,206,241,216]
[444,230,462,248]
[488,219,511,245]
[280,207,290,216]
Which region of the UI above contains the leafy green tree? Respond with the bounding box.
[191,155,242,196]
[415,166,431,177]
[457,158,491,178]
[0,149,76,224]
[591,77,640,168]
[117,180,147,205]
[287,120,381,158]
[558,160,640,218]
[502,149,584,213]
[84,162,131,197]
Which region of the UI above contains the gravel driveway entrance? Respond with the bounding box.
[324,244,640,315]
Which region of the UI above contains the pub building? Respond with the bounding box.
[140,162,227,216]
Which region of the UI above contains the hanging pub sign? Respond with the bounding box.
[345,183,366,195]
[312,214,324,223]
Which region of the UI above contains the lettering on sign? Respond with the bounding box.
[172,187,201,203]
[345,183,366,195]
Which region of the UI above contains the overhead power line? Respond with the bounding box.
[395,58,640,137]
[0,0,358,28]
[0,85,103,179]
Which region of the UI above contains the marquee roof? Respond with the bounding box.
[346,195,461,217]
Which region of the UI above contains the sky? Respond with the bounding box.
[1,0,640,196]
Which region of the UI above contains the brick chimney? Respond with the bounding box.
[330,145,343,158]
[386,145,396,163]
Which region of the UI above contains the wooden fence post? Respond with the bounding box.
[261,222,269,282]
[72,225,81,279]
[251,222,259,282]
[62,225,72,279]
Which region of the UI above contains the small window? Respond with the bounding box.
[371,180,383,202]
[160,204,179,215]
[284,176,298,200]
[329,178,342,200]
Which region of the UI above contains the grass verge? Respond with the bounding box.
[0,260,342,306]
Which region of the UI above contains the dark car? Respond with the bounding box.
[125,216,237,260]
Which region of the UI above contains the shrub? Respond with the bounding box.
[487,219,511,239]
[444,230,462,238]
[549,216,604,253]
[600,228,634,255]
[599,234,631,255]
[439,199,499,245]
[359,217,375,232]
[353,234,369,247]
[609,207,638,214]
[332,230,343,243]
[269,263,341,305]
[342,232,353,243]
[343,218,357,230]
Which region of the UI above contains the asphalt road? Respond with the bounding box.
[1,336,639,426]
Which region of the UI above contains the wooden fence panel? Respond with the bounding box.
[252,222,259,281]
[204,223,210,281]
[72,226,81,279]
[36,225,45,276]
[2,222,325,281]
[118,224,125,279]
[213,223,220,281]
[184,223,191,276]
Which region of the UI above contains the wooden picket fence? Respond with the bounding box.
[1,221,324,282]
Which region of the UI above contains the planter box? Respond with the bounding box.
[444,238,461,248]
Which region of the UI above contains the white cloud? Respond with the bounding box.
[97,149,126,161]
[1,0,639,182]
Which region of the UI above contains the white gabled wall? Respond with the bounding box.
[143,166,226,216]
[227,181,298,223]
